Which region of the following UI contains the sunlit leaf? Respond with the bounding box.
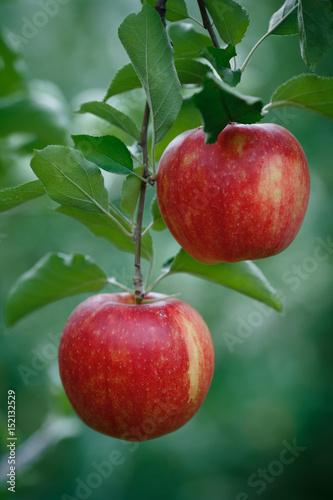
[270,74,333,120]
[164,249,283,312]
[30,146,109,213]
[5,253,108,325]
[76,101,140,141]
[118,2,182,144]
[72,135,133,175]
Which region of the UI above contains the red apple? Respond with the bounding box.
[58,292,215,441]
[156,124,310,264]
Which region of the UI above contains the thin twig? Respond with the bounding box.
[133,102,150,303]
[240,3,298,73]
[197,0,220,48]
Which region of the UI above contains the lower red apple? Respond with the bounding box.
[156,124,310,264]
[58,292,215,441]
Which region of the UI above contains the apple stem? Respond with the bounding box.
[133,101,150,303]
[197,0,220,48]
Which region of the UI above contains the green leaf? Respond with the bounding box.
[193,73,264,143]
[151,195,167,231]
[204,0,250,46]
[104,59,210,101]
[118,2,182,144]
[104,64,141,101]
[169,23,213,59]
[0,180,45,212]
[175,59,211,86]
[76,101,140,141]
[155,97,202,159]
[298,0,333,70]
[71,135,133,175]
[57,206,153,262]
[121,166,144,219]
[143,0,189,22]
[201,45,241,87]
[269,74,333,120]
[30,146,109,213]
[5,253,108,326]
[269,0,298,36]
[165,249,283,312]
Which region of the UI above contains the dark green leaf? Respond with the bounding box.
[121,166,144,218]
[143,0,189,22]
[104,64,141,101]
[204,0,250,46]
[30,146,109,213]
[169,23,213,59]
[193,73,264,143]
[175,59,212,86]
[298,0,333,70]
[72,135,133,175]
[165,249,283,312]
[155,97,202,159]
[0,180,45,212]
[269,74,333,120]
[269,0,298,36]
[5,253,108,326]
[151,195,167,231]
[201,45,241,87]
[76,101,140,141]
[104,60,211,101]
[118,2,182,144]
[57,206,153,262]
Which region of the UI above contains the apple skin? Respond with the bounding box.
[156,124,310,264]
[58,292,215,441]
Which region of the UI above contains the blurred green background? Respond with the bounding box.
[0,1,332,499]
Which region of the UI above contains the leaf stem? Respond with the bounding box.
[107,277,133,294]
[133,102,150,303]
[240,4,298,73]
[197,0,220,48]
[263,100,306,112]
[145,270,172,295]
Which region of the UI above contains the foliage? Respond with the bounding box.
[0,1,333,499]
[1,0,333,324]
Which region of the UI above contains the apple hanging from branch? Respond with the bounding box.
[157,123,310,265]
[58,293,215,441]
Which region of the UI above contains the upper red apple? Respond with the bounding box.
[58,292,215,441]
[156,124,310,264]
